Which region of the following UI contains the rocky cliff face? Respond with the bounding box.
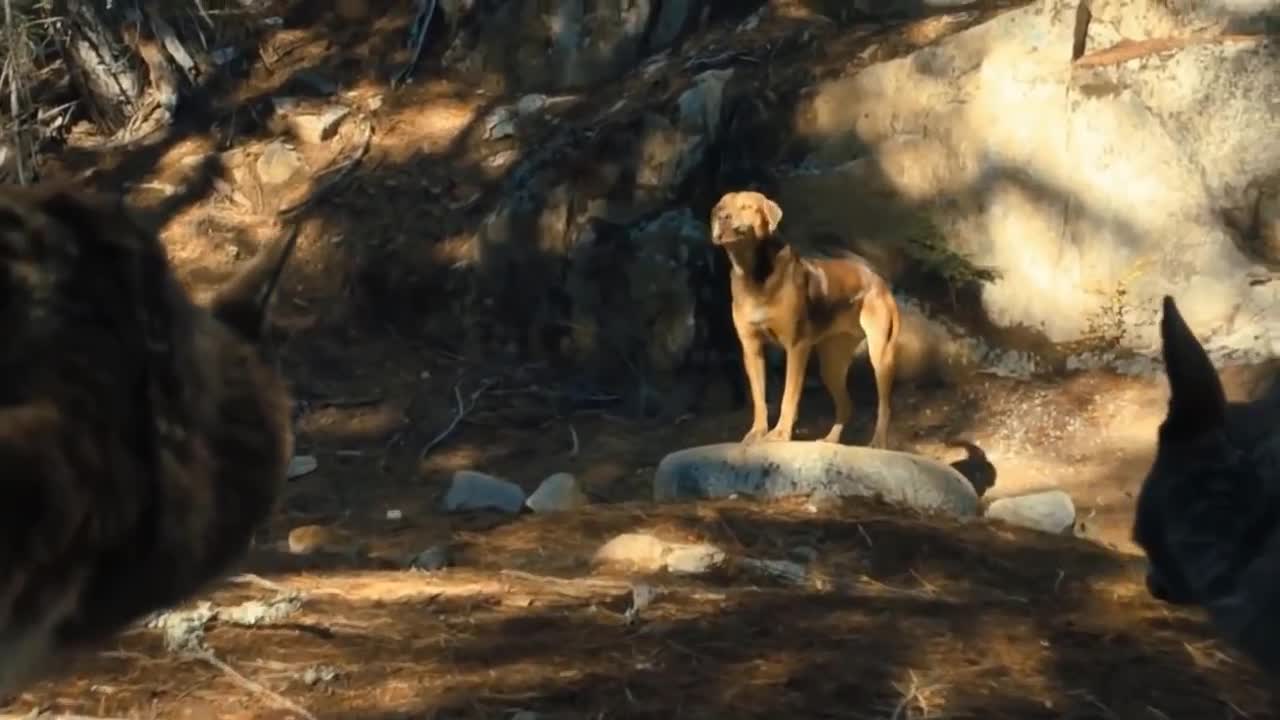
[787,0,1280,367]
[384,0,1280,407]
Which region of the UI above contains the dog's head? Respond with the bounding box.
[710,191,782,248]
[1133,296,1280,629]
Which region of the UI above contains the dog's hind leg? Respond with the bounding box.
[861,293,898,449]
[817,334,857,444]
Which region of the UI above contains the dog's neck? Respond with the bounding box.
[725,235,789,288]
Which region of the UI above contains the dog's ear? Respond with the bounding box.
[209,226,299,345]
[1159,295,1226,438]
[709,196,731,245]
[755,195,782,236]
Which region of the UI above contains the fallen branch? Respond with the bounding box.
[186,650,317,720]
[391,0,438,88]
[419,378,497,460]
[279,116,374,218]
[0,707,128,712]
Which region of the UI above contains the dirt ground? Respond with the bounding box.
[6,1,1277,718]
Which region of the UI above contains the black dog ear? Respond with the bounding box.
[209,226,299,345]
[1159,295,1226,437]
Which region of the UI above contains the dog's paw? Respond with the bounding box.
[742,427,768,443]
[763,427,794,442]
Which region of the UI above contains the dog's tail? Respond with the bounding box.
[885,291,901,365]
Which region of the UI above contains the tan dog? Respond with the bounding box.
[710,191,900,448]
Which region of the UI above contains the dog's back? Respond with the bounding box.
[1133,296,1280,674]
[0,183,295,694]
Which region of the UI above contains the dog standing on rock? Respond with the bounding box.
[1133,295,1280,676]
[710,191,900,448]
[0,182,298,695]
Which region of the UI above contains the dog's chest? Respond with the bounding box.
[732,276,797,343]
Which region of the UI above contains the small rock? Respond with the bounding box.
[515,93,548,115]
[286,454,318,480]
[408,545,451,572]
[442,470,526,514]
[985,490,1077,535]
[484,106,517,139]
[593,532,726,575]
[593,533,670,571]
[255,141,303,186]
[655,442,979,517]
[290,104,351,143]
[210,47,240,66]
[664,543,726,575]
[525,472,588,513]
[741,558,808,585]
[286,524,352,555]
[484,148,520,169]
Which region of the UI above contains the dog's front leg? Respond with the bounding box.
[765,342,812,441]
[735,325,770,442]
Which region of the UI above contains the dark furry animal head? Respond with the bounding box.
[1133,295,1280,674]
[0,182,297,694]
[946,439,996,498]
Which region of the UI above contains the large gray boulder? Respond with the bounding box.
[654,442,980,516]
[785,0,1280,365]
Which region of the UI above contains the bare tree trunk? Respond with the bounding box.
[3,0,32,183]
[56,0,144,133]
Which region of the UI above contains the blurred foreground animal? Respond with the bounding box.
[710,190,900,448]
[1133,295,1280,675]
[0,182,297,694]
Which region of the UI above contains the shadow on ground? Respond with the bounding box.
[11,499,1270,718]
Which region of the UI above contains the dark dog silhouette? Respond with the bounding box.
[946,439,997,498]
[1133,295,1280,675]
[0,183,297,694]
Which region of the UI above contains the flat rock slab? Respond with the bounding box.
[985,490,1076,535]
[654,442,980,517]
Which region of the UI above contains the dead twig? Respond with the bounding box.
[0,714,130,720]
[185,650,317,720]
[391,0,438,88]
[568,423,579,457]
[419,378,498,459]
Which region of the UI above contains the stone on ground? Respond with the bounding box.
[654,442,980,516]
[594,532,726,575]
[442,470,526,514]
[985,490,1077,535]
[525,472,588,513]
[408,545,451,572]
